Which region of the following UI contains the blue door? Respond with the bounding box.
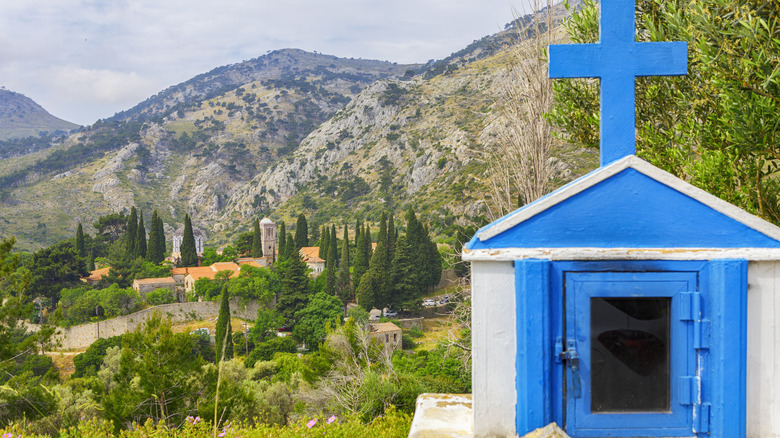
[561,271,698,437]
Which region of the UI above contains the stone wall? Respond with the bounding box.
[38,299,264,351]
[434,268,462,291]
[393,317,424,331]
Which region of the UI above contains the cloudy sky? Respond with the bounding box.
[0,0,527,126]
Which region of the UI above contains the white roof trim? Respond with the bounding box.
[476,155,780,242]
[463,247,780,262]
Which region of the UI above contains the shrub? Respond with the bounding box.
[407,327,424,338]
[245,336,298,368]
[145,288,176,305]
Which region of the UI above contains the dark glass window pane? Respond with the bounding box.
[590,297,670,413]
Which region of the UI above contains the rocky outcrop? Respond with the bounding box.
[91,143,139,211]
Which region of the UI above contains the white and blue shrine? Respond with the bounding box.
[463,1,780,437]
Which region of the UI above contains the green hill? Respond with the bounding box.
[0,89,79,141]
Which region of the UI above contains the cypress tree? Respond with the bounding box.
[155,211,166,262]
[325,227,337,295]
[364,223,373,260]
[180,214,198,267]
[336,224,352,303]
[390,233,418,307]
[276,244,312,325]
[135,210,147,259]
[252,219,263,257]
[75,223,86,258]
[353,224,368,291]
[88,249,95,271]
[319,225,329,260]
[146,210,164,264]
[330,224,339,266]
[294,213,308,250]
[354,219,362,253]
[285,234,295,260]
[424,226,443,292]
[387,214,396,263]
[126,207,138,258]
[277,222,287,262]
[357,213,389,309]
[215,284,233,362]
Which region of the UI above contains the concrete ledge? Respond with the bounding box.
[408,393,473,438]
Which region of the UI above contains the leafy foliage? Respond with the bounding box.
[293,291,343,350]
[550,0,780,225]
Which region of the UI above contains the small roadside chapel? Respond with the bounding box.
[462,0,780,437]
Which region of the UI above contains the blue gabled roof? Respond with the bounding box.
[468,156,780,250]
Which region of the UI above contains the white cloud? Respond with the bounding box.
[0,0,527,125]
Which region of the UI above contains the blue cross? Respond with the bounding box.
[549,0,688,166]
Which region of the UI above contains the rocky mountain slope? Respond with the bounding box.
[0,89,79,141]
[0,4,595,251]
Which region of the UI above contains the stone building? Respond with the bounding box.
[131,277,177,300]
[370,322,402,351]
[171,225,205,259]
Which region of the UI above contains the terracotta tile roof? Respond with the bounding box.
[133,277,176,285]
[210,262,240,272]
[370,322,401,334]
[299,247,324,263]
[84,267,111,282]
[184,266,222,281]
[171,267,190,275]
[238,260,262,268]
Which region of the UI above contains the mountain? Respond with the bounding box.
[0,89,79,141]
[0,4,595,251]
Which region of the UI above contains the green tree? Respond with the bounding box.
[125,206,138,258]
[387,214,396,262]
[295,213,309,249]
[422,226,442,293]
[275,245,312,326]
[250,306,284,345]
[356,213,389,310]
[293,291,343,350]
[102,313,203,430]
[26,241,88,305]
[353,223,369,292]
[277,221,287,262]
[135,210,147,259]
[94,211,129,242]
[252,218,263,257]
[232,230,254,256]
[550,0,780,225]
[180,214,198,267]
[285,233,295,260]
[325,225,338,295]
[0,238,59,423]
[75,223,86,258]
[215,284,234,362]
[146,210,165,264]
[390,234,420,308]
[454,225,476,278]
[336,224,352,304]
[319,225,330,260]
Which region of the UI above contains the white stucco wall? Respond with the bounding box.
[470,259,780,438]
[471,261,516,438]
[747,261,780,438]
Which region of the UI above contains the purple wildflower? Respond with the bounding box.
[306,418,317,428]
[327,415,337,424]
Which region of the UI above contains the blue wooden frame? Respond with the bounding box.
[514,259,747,438]
[565,271,696,436]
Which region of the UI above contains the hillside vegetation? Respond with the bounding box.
[0,89,79,141]
[0,4,594,251]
